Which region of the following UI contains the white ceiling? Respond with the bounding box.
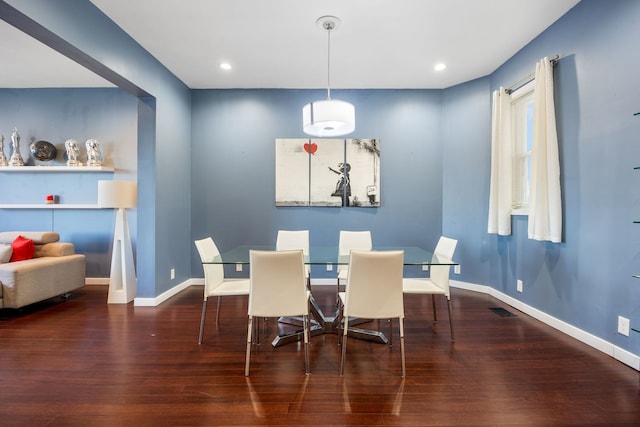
[0,20,114,88]
[1,0,580,89]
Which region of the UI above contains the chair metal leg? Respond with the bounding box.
[340,321,348,376]
[432,294,438,322]
[303,314,310,375]
[389,318,393,347]
[446,298,455,342]
[250,317,262,345]
[215,296,222,325]
[399,317,406,378]
[255,316,260,345]
[245,316,253,376]
[198,299,208,344]
[337,300,344,346]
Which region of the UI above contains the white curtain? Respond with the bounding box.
[488,87,512,236]
[529,57,562,242]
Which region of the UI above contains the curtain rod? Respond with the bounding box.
[505,55,560,95]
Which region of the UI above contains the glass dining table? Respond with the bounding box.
[202,245,457,347]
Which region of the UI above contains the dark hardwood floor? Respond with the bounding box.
[0,285,638,426]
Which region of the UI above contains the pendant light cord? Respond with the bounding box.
[326,21,333,100]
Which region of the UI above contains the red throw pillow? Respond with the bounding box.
[10,235,35,262]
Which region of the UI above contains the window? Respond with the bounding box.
[490,58,561,240]
[510,80,535,214]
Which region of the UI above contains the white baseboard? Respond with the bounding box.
[84,277,200,306]
[134,278,197,306]
[310,278,338,286]
[85,277,109,285]
[450,280,640,371]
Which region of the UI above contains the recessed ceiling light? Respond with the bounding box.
[220,63,232,70]
[434,63,447,71]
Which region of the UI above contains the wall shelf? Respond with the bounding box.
[0,204,101,209]
[0,166,114,173]
[0,166,115,208]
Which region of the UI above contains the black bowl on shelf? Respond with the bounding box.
[29,140,57,162]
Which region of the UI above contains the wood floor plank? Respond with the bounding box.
[0,285,638,426]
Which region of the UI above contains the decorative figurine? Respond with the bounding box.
[8,127,24,167]
[64,139,82,166]
[29,140,57,163]
[86,138,103,166]
[0,134,8,166]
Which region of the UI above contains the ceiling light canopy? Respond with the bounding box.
[303,16,355,137]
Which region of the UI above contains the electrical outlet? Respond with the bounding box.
[422,264,429,271]
[517,279,523,293]
[236,263,243,272]
[326,263,333,271]
[618,316,630,336]
[170,268,175,280]
[454,264,461,275]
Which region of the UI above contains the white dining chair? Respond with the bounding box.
[402,236,458,341]
[276,230,310,286]
[194,237,250,344]
[337,230,372,290]
[245,249,311,376]
[338,250,405,377]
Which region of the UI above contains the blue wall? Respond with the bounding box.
[441,77,493,284]
[191,89,444,279]
[2,0,640,356]
[442,0,640,354]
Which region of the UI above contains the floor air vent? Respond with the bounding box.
[489,307,517,317]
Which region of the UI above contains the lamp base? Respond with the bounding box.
[107,208,137,304]
[108,288,135,304]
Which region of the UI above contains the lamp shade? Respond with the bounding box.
[98,180,137,208]
[303,99,355,137]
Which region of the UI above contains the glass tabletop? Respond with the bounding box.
[202,245,457,265]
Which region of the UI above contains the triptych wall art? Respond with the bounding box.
[275,138,380,207]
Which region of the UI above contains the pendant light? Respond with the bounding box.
[303,16,355,137]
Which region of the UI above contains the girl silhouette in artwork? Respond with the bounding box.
[329,162,351,206]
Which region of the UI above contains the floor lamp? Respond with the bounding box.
[98,180,137,304]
